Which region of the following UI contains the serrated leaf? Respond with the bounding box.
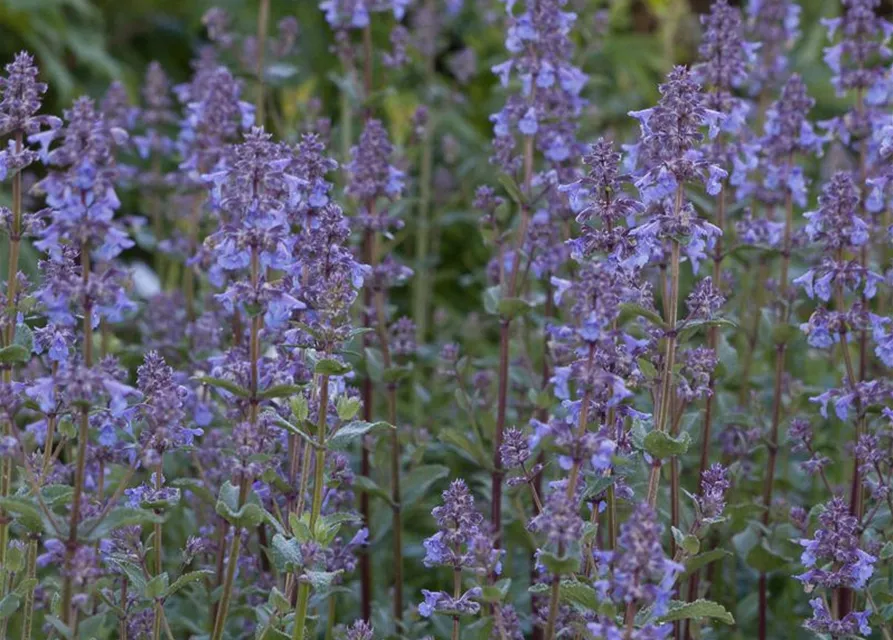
[314,359,351,376]
[557,580,600,612]
[196,376,249,398]
[683,549,731,579]
[271,534,303,572]
[290,395,310,422]
[328,420,393,450]
[336,396,361,421]
[164,570,213,598]
[658,599,734,625]
[643,430,690,458]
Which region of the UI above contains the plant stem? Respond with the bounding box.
[451,565,461,640]
[492,134,534,547]
[646,186,684,508]
[758,182,794,640]
[359,232,373,622]
[544,347,594,640]
[412,29,435,428]
[62,242,94,626]
[255,0,270,126]
[153,464,164,640]
[19,535,37,640]
[0,132,24,589]
[211,245,262,640]
[370,225,403,625]
[292,370,331,640]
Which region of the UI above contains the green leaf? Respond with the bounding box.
[5,544,24,573]
[13,323,34,353]
[316,512,363,546]
[582,475,615,501]
[104,556,147,593]
[196,376,249,398]
[498,173,525,205]
[0,344,29,364]
[557,580,600,612]
[328,421,393,450]
[771,323,800,346]
[538,551,579,575]
[353,475,393,505]
[483,285,501,316]
[258,384,307,399]
[480,578,512,603]
[268,586,291,613]
[0,593,21,619]
[164,570,213,598]
[880,542,893,560]
[0,497,42,532]
[658,599,734,625]
[637,357,658,379]
[215,482,266,528]
[643,430,691,458]
[314,359,351,376]
[145,573,170,600]
[382,364,414,384]
[270,534,303,572]
[290,395,310,423]
[302,570,342,591]
[402,464,450,508]
[336,396,362,421]
[170,478,215,506]
[497,297,533,319]
[671,527,700,555]
[678,318,738,342]
[746,541,790,573]
[267,413,315,448]
[41,485,74,507]
[82,507,165,542]
[619,303,666,328]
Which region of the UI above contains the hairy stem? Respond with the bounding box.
[292,371,331,640]
[0,132,24,588]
